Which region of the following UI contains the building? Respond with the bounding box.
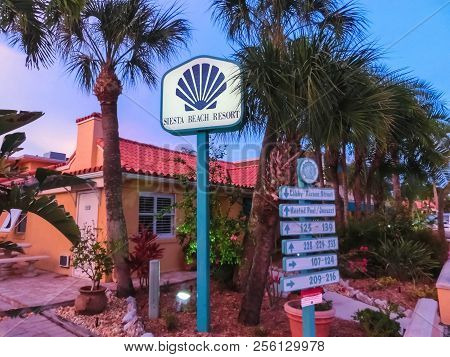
[0,113,257,276]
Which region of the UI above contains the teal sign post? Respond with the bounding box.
[161,56,243,332]
[279,158,339,337]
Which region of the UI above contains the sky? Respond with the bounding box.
[0,0,449,162]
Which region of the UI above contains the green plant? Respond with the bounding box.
[175,146,247,271]
[71,225,114,290]
[409,285,438,300]
[253,326,269,337]
[372,238,439,281]
[353,304,404,337]
[164,313,179,332]
[370,276,398,291]
[127,228,164,289]
[0,241,24,255]
[0,110,82,245]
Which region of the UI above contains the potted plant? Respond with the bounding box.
[284,299,335,337]
[71,226,114,315]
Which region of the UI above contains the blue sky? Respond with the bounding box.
[0,0,448,161]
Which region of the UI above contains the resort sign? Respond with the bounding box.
[161,56,243,135]
[160,56,243,333]
[279,158,340,337]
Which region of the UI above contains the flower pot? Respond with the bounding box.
[284,300,335,337]
[75,286,107,315]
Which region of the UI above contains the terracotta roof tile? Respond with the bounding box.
[94,138,257,188]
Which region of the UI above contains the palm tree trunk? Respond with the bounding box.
[391,145,402,207]
[434,185,446,242]
[341,142,349,225]
[366,145,384,213]
[353,145,364,218]
[315,146,324,187]
[94,64,134,297]
[326,147,344,232]
[235,127,275,291]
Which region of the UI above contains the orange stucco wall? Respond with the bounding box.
[0,191,76,275]
[0,177,245,277]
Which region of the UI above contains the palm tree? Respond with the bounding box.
[49,0,190,297]
[0,0,83,67]
[212,0,368,325]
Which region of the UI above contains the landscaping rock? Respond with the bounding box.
[126,296,137,312]
[122,309,137,324]
[141,332,154,337]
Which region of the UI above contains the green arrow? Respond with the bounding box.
[288,243,294,253]
[284,189,289,198]
[284,224,290,234]
[287,280,295,289]
[284,206,289,216]
[288,260,296,269]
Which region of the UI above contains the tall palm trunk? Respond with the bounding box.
[353,145,364,218]
[326,147,344,232]
[434,185,446,242]
[391,145,402,207]
[235,128,275,291]
[315,146,324,187]
[366,145,384,213]
[94,64,134,297]
[341,142,349,225]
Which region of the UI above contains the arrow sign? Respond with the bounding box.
[279,186,335,201]
[283,253,338,272]
[279,204,336,218]
[281,269,340,292]
[282,237,338,255]
[281,220,335,236]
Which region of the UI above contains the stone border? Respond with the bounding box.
[41,309,97,337]
[338,279,412,318]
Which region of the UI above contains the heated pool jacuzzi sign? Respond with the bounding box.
[161,56,243,135]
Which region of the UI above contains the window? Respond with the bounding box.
[15,213,27,234]
[138,193,175,238]
[0,209,22,233]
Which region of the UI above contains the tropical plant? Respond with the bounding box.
[211,0,378,325]
[71,225,114,290]
[0,0,83,67]
[48,0,191,297]
[175,146,247,269]
[0,240,24,254]
[0,110,81,245]
[353,304,404,337]
[372,237,439,282]
[127,228,164,289]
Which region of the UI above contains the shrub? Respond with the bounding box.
[164,313,179,332]
[408,284,438,300]
[128,228,164,289]
[372,238,439,281]
[353,304,404,337]
[370,276,398,291]
[253,326,269,337]
[339,246,370,278]
[71,225,113,290]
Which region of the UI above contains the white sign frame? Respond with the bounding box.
[279,204,336,218]
[161,56,243,135]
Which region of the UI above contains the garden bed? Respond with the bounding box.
[327,278,437,310]
[56,281,365,337]
[136,281,366,337]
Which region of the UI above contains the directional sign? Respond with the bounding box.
[279,186,335,201]
[280,220,335,236]
[279,204,336,218]
[283,253,338,272]
[282,237,339,255]
[281,269,340,292]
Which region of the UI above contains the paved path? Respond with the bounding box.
[0,314,75,337]
[0,271,89,312]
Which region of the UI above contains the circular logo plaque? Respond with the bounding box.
[298,158,319,184]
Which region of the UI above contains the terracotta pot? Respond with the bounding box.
[284,300,335,337]
[75,286,107,315]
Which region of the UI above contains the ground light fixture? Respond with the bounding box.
[175,290,191,312]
